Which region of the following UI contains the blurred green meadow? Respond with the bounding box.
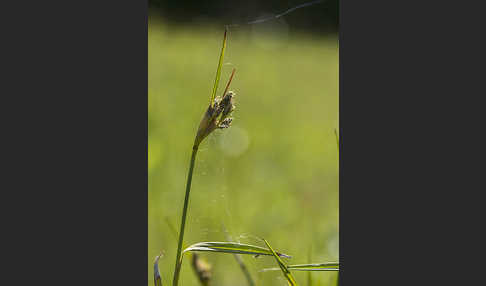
[149,15,339,286]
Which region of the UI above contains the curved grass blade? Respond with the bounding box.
[262,239,298,286]
[210,27,228,107]
[262,263,339,272]
[184,242,291,258]
[154,253,163,286]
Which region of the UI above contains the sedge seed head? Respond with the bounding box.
[194,91,236,146]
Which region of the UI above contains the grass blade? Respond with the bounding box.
[262,239,298,286]
[262,263,339,272]
[221,68,236,98]
[184,241,291,258]
[154,253,163,286]
[288,263,339,271]
[210,27,228,107]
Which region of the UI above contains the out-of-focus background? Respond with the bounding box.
[149,1,338,285]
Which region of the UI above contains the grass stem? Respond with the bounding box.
[172,143,199,286]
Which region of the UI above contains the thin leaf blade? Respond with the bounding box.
[262,263,340,272]
[263,239,298,286]
[210,28,227,106]
[288,263,339,271]
[221,68,236,98]
[183,241,291,258]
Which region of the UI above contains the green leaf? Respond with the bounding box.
[183,241,291,258]
[210,27,227,107]
[263,239,298,286]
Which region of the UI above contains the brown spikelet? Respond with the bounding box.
[191,253,212,286]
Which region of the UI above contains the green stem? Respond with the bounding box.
[232,253,255,286]
[172,143,199,286]
[222,224,255,286]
